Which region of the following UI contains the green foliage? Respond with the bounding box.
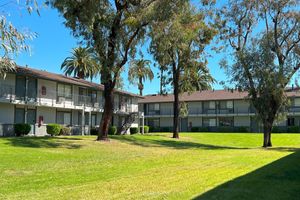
[108,126,117,135]
[199,127,209,132]
[139,126,150,134]
[46,124,62,136]
[272,126,286,133]
[235,126,249,133]
[218,0,300,145]
[160,127,172,132]
[90,128,99,135]
[287,126,300,133]
[149,126,160,133]
[60,127,71,136]
[130,127,139,135]
[48,0,186,137]
[61,47,99,79]
[14,124,31,136]
[191,127,199,132]
[128,59,153,96]
[218,127,234,133]
[0,1,39,78]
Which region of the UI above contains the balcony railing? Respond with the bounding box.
[144,107,258,116]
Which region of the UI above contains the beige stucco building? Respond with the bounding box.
[0,66,140,136]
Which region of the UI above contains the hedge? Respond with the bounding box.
[60,127,71,136]
[90,128,99,135]
[108,126,117,135]
[130,127,139,134]
[287,126,300,133]
[139,126,150,133]
[47,124,61,136]
[14,123,31,136]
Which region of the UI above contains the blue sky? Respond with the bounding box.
[5,2,228,95]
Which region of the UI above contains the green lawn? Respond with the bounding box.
[0,133,300,200]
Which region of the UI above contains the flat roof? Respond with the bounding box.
[14,66,141,98]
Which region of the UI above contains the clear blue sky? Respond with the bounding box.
[6,2,229,95]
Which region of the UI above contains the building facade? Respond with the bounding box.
[138,90,300,132]
[0,66,140,136]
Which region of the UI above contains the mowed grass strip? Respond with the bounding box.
[0,133,299,200]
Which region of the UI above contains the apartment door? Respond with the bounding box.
[27,109,36,135]
[15,76,26,100]
[180,118,188,132]
[27,78,37,101]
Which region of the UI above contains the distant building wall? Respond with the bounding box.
[234,116,250,127]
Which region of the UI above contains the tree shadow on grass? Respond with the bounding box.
[193,149,300,200]
[110,135,250,150]
[4,137,82,149]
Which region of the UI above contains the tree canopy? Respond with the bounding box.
[217,0,300,147]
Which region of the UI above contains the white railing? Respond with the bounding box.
[0,85,137,114]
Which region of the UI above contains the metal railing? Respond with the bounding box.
[0,86,127,112]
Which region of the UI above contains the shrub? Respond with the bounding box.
[139,126,150,134]
[235,126,249,133]
[149,126,160,133]
[272,126,286,133]
[14,123,31,136]
[161,127,171,132]
[60,127,71,136]
[90,128,99,135]
[108,126,117,135]
[47,124,61,136]
[198,127,209,132]
[130,127,139,134]
[287,126,300,133]
[218,126,234,133]
[191,127,199,132]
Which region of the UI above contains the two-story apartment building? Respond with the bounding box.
[0,66,140,136]
[139,89,300,132]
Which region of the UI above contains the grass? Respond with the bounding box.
[0,133,300,200]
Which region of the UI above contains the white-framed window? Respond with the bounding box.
[57,83,72,99]
[57,112,71,126]
[209,101,215,109]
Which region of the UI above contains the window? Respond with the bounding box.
[148,104,160,115]
[209,101,215,109]
[85,112,89,126]
[219,101,233,109]
[57,83,72,99]
[288,118,295,126]
[15,76,26,100]
[219,117,234,127]
[15,108,25,123]
[15,108,36,124]
[147,118,160,127]
[57,112,71,125]
[203,118,216,127]
[91,114,97,127]
[88,90,97,103]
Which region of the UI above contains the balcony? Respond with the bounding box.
[114,102,133,114]
[160,108,173,116]
[288,106,300,114]
[0,84,14,102]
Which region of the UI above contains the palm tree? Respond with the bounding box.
[128,59,154,96]
[61,47,99,79]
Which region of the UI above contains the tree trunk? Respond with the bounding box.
[160,68,163,95]
[262,121,272,148]
[138,77,143,96]
[77,71,85,79]
[97,82,114,141]
[173,65,180,139]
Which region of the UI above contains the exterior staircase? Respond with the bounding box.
[118,112,138,135]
